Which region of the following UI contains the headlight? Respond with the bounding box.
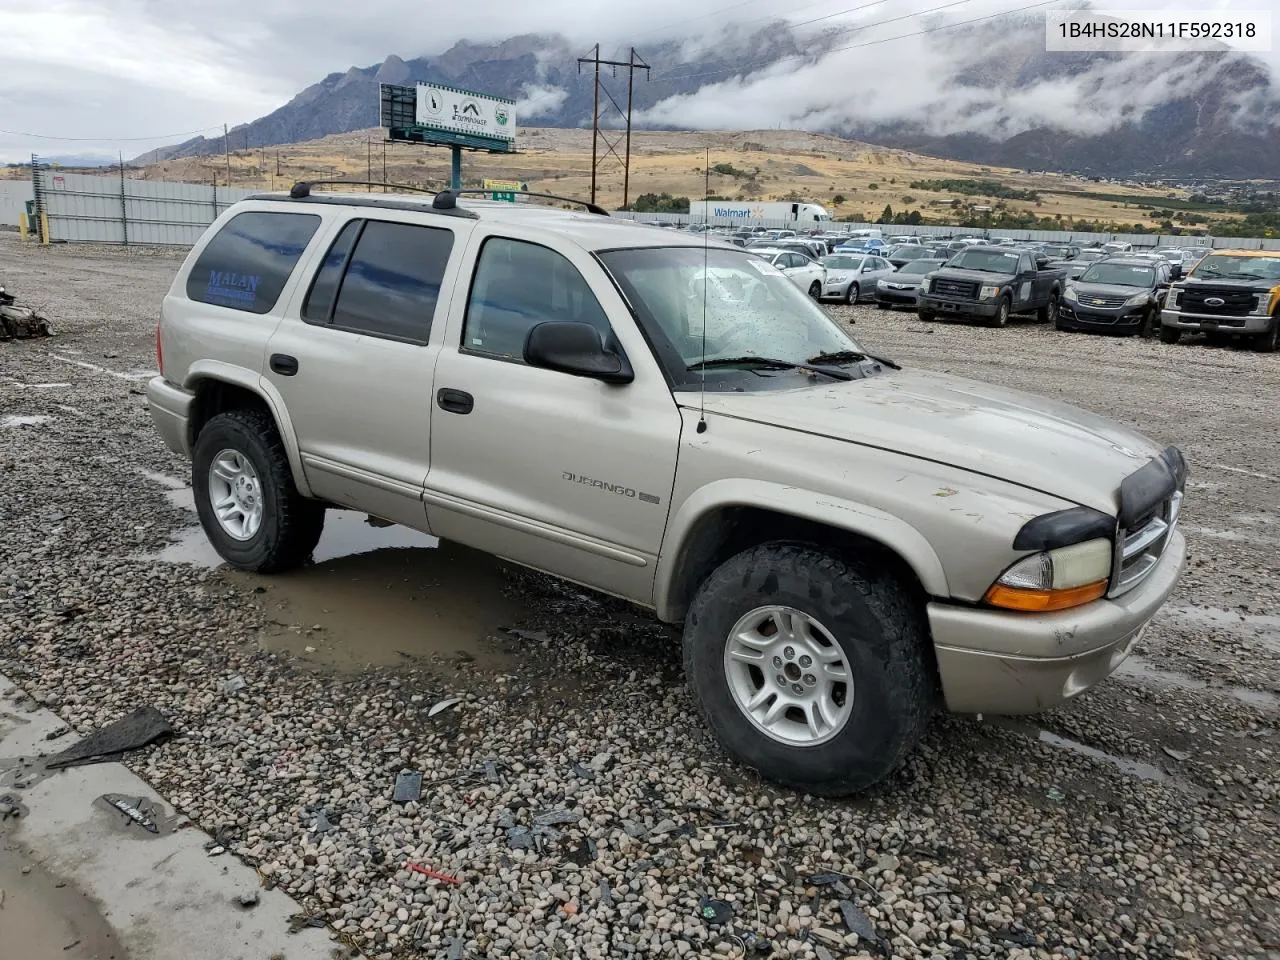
[1254,290,1277,315]
[1063,285,1078,302]
[983,538,1112,612]
[979,284,1000,300]
[1126,292,1150,307]
[919,278,931,293]
[1166,288,1182,311]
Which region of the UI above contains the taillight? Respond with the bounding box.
[155,323,164,377]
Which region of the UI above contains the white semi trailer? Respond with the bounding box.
[689,200,832,224]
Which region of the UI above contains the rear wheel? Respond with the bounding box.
[1159,325,1181,344]
[846,283,860,305]
[808,281,822,300]
[192,409,325,573]
[1255,319,1279,353]
[682,542,935,796]
[1037,295,1060,325]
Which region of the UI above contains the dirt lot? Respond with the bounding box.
[0,233,1278,960]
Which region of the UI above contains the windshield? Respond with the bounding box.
[1079,263,1154,286]
[899,259,944,275]
[823,255,863,270]
[1192,254,1280,281]
[890,246,930,260]
[1077,250,1104,262]
[948,248,1022,272]
[599,246,866,390]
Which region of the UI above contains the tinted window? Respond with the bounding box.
[301,220,361,322]
[463,237,610,361]
[329,221,454,342]
[187,211,320,314]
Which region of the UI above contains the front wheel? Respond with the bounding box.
[1159,325,1181,344]
[808,281,822,300]
[192,409,325,573]
[682,542,935,796]
[1138,308,1158,339]
[845,283,860,305]
[987,296,1011,328]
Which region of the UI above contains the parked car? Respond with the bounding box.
[749,248,827,298]
[148,184,1187,795]
[1101,241,1133,255]
[1036,243,1080,261]
[1050,259,1091,281]
[886,236,922,246]
[876,259,947,309]
[835,237,890,255]
[887,244,942,268]
[917,246,1068,326]
[1160,249,1280,351]
[1074,249,1108,266]
[1058,257,1171,337]
[820,253,894,303]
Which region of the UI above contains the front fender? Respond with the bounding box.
[653,479,950,621]
[183,360,312,498]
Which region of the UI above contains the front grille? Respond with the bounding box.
[1077,294,1128,308]
[1113,491,1181,595]
[933,278,978,299]
[1182,288,1254,317]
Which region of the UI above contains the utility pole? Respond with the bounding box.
[367,138,372,192]
[223,123,231,186]
[577,45,650,208]
[382,141,387,192]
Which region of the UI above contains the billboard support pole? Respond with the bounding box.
[450,148,462,192]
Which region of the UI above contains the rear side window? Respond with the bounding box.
[186,211,320,314]
[463,237,610,361]
[304,220,454,342]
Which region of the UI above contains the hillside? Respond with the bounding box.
[133,19,1280,181]
[139,126,1203,228]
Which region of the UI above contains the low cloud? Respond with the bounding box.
[516,84,569,119]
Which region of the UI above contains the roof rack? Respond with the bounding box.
[443,189,611,217]
[246,181,479,219]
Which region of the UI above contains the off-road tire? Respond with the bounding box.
[682,541,935,796]
[1254,319,1279,353]
[987,296,1011,328]
[1158,325,1181,344]
[1037,295,1060,325]
[846,283,860,305]
[1138,307,1158,339]
[192,409,325,573]
[808,281,822,300]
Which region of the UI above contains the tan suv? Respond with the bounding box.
[147,185,1187,795]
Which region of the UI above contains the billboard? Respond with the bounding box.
[415,84,516,145]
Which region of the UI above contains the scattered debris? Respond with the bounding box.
[61,939,80,951]
[47,706,173,769]
[43,727,70,741]
[207,845,226,857]
[698,897,733,925]
[446,935,464,960]
[1163,746,1192,761]
[0,288,53,341]
[483,760,500,784]
[994,927,1038,948]
[287,912,326,934]
[533,809,579,827]
[571,760,597,782]
[221,675,247,695]
[427,697,463,718]
[393,770,423,804]
[403,863,462,885]
[565,836,597,866]
[507,826,534,849]
[838,899,878,942]
[934,486,958,497]
[649,818,679,837]
[235,889,260,908]
[312,808,333,834]
[99,794,160,834]
[1045,786,1066,802]
[561,900,579,915]
[598,878,615,906]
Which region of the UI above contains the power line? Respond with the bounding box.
[0,124,227,143]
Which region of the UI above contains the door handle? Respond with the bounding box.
[436,388,473,415]
[270,353,299,376]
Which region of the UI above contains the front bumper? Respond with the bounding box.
[1161,309,1274,334]
[930,530,1185,714]
[1059,303,1146,331]
[145,375,194,457]
[877,287,920,305]
[820,279,853,300]
[917,294,998,319]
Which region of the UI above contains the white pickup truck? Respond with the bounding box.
[147,184,1187,795]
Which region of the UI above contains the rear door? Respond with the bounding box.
[265,214,471,528]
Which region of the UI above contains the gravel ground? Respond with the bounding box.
[1,234,1278,960]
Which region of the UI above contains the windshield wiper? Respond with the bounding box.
[687,356,853,381]
[806,349,901,370]
[1216,272,1267,281]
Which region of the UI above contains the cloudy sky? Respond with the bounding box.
[0,0,1274,163]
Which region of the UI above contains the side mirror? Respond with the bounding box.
[524,321,634,385]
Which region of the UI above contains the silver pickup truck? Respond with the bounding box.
[147,185,1186,795]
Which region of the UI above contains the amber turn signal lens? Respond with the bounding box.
[983,579,1108,612]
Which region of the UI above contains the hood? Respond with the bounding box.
[1069,282,1151,298]
[932,267,1015,282]
[1184,276,1279,293]
[688,369,1163,515]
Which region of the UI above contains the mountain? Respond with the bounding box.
[135,21,1280,180]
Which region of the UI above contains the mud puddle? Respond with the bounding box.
[1116,655,1280,710]
[1161,604,1280,655]
[0,828,126,960]
[990,718,1171,782]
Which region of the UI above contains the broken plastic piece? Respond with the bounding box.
[428,697,463,718]
[313,809,333,833]
[533,809,579,827]
[571,761,597,782]
[393,770,423,804]
[507,826,534,849]
[222,675,247,694]
[838,900,877,941]
[403,862,462,885]
[483,760,499,784]
[698,897,733,925]
[47,707,173,769]
[101,794,159,833]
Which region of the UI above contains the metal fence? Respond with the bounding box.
[618,211,1280,251]
[31,168,256,246]
[0,181,34,227]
